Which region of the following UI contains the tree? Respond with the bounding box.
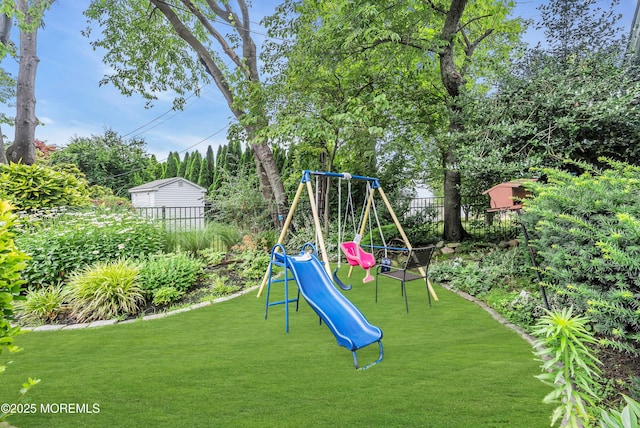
[454,0,637,193]
[84,1,287,220]
[2,0,55,165]
[267,0,522,241]
[536,0,624,63]
[48,129,157,197]
[196,156,211,188]
[178,151,189,178]
[263,0,395,232]
[165,151,180,178]
[186,150,202,183]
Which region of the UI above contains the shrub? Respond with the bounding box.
[0,200,29,360]
[533,308,640,428]
[139,253,204,303]
[236,249,271,280]
[15,208,167,288]
[15,285,66,326]
[0,200,39,423]
[0,163,91,211]
[522,160,640,353]
[151,286,185,306]
[65,259,145,322]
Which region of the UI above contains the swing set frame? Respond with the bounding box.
[257,170,438,301]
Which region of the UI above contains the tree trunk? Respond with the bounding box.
[0,125,6,164]
[251,139,288,217]
[442,147,467,241]
[438,0,469,242]
[6,0,41,165]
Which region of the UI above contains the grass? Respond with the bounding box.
[1,265,550,427]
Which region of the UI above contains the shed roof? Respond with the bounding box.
[128,177,207,194]
[482,179,536,195]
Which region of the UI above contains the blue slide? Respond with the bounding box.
[272,250,383,369]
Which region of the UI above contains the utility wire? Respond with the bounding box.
[103,122,231,182]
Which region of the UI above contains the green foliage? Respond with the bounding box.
[0,200,29,367]
[600,395,640,428]
[236,249,270,281]
[48,130,157,197]
[522,161,640,352]
[532,307,602,427]
[151,286,185,307]
[0,200,37,423]
[208,167,271,231]
[64,259,145,322]
[199,274,240,301]
[198,248,226,266]
[167,222,241,255]
[15,285,65,326]
[139,253,203,305]
[16,208,167,288]
[0,163,91,211]
[430,246,544,329]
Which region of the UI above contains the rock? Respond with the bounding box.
[436,240,445,248]
[440,247,455,255]
[446,242,461,248]
[508,239,520,248]
[498,241,510,249]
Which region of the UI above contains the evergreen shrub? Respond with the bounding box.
[522,160,640,352]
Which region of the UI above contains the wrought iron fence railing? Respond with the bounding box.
[135,196,520,243]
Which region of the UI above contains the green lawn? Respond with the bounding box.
[1,266,550,427]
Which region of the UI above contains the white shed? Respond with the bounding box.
[128,178,208,230]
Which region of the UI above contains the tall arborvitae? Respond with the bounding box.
[205,145,215,186]
[242,144,254,171]
[211,145,228,190]
[197,157,212,189]
[272,145,288,174]
[186,151,202,184]
[226,140,240,176]
[151,154,164,179]
[178,152,189,177]
[164,152,180,178]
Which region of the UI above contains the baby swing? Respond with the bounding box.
[337,177,387,284]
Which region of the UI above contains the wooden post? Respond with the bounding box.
[257,181,306,297]
[378,186,438,301]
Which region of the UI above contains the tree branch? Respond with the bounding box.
[181,0,248,78]
[149,0,242,118]
[423,0,447,15]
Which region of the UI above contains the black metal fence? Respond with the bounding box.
[136,196,520,243]
[133,206,207,232]
[404,196,520,243]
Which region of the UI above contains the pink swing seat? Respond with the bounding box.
[340,242,376,282]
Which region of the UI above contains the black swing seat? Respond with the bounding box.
[375,246,435,313]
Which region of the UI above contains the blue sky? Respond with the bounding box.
[0,1,636,162]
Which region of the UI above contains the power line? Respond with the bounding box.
[103,122,231,182]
